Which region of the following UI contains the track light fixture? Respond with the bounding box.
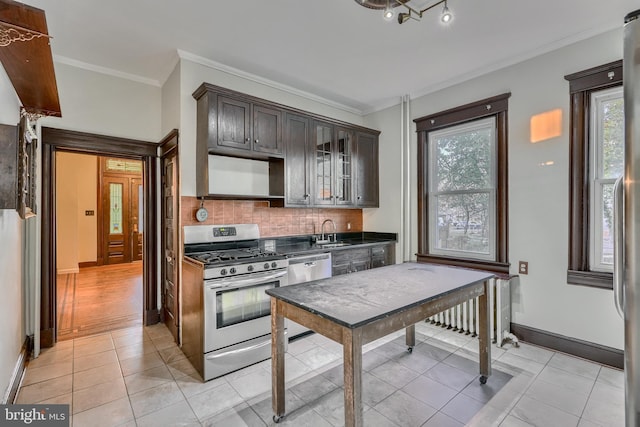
[441,1,453,23]
[356,0,454,25]
[383,0,395,20]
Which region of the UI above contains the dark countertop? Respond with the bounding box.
[262,231,397,257]
[266,262,494,329]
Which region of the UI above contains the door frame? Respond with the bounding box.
[40,127,159,347]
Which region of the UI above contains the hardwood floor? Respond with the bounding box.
[56,262,143,341]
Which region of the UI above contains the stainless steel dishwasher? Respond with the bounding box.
[285,252,332,339]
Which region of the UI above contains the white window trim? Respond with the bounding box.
[589,86,623,272]
[427,116,497,261]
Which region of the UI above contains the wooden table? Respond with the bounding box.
[266,262,495,427]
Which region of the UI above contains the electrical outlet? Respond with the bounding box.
[85,210,95,216]
[347,222,351,230]
[519,261,529,275]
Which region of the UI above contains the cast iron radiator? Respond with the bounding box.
[426,277,518,347]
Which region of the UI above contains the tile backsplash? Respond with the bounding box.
[181,197,363,237]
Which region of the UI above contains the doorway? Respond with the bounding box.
[40,128,159,348]
[55,152,145,340]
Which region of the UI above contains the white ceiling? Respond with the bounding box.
[19,0,640,114]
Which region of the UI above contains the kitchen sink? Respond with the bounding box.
[319,242,351,248]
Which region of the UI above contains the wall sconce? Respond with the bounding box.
[530,109,563,143]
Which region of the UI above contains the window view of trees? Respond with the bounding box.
[429,117,495,258]
[592,88,624,270]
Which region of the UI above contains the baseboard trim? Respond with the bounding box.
[78,261,97,268]
[144,309,161,326]
[40,328,54,348]
[2,336,33,404]
[56,267,79,275]
[510,323,623,369]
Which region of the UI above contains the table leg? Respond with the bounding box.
[406,324,416,353]
[271,298,286,422]
[478,280,492,383]
[343,328,363,427]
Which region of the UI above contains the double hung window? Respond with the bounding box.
[565,60,622,288]
[427,117,496,261]
[589,87,624,273]
[415,93,510,273]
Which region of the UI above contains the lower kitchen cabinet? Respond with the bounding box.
[331,243,395,276]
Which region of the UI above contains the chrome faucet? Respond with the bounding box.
[320,219,337,243]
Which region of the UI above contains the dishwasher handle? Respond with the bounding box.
[288,253,331,265]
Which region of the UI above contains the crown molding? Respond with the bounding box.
[53,55,161,87]
[177,49,364,116]
[410,24,621,103]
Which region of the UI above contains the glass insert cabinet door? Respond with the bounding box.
[314,122,334,205]
[335,127,354,205]
[313,122,354,205]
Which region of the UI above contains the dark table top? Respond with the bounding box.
[266,262,495,329]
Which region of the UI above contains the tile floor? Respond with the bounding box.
[15,321,625,426]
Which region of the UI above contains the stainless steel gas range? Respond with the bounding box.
[181,224,288,381]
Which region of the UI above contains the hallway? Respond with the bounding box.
[57,263,143,341]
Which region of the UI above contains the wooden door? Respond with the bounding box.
[102,176,130,264]
[161,142,179,341]
[130,178,143,261]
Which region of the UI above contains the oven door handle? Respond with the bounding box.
[205,269,287,289]
[204,334,284,359]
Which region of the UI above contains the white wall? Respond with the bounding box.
[55,152,79,274]
[162,62,181,137]
[38,61,162,142]
[371,28,624,349]
[76,155,97,263]
[362,103,405,263]
[55,152,97,270]
[177,58,366,197]
[0,65,24,401]
[0,210,23,401]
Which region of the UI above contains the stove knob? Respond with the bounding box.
[229,267,236,274]
[220,268,227,276]
[247,265,254,272]
[264,262,270,270]
[271,262,278,268]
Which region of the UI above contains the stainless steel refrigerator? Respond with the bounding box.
[617,9,640,426]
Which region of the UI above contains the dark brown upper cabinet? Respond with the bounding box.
[193,83,380,208]
[284,112,312,206]
[310,121,357,207]
[355,131,379,207]
[194,85,283,160]
[253,104,283,155]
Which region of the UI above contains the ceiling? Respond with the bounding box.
[17,0,640,114]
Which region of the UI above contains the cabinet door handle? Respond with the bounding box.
[255,139,259,144]
[245,137,251,142]
[304,194,309,199]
